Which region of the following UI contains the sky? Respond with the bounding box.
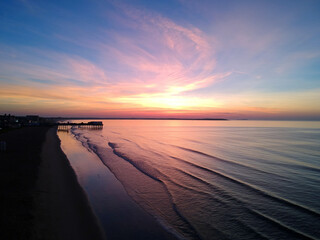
[0,0,320,119]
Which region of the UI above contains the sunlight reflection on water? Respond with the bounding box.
[60,120,320,240]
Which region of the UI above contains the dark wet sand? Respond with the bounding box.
[34,127,106,240]
[58,130,180,240]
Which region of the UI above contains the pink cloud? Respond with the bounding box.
[66,57,108,85]
[0,3,231,115]
[88,3,224,98]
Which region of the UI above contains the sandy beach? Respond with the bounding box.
[0,127,49,239]
[1,125,179,240]
[34,127,106,240]
[0,127,105,240]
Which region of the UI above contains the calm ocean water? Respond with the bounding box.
[59,120,320,240]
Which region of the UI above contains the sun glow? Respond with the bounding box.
[116,95,220,110]
[0,1,319,119]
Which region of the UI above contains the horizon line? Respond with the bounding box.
[49,117,320,121]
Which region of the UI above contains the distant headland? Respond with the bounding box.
[0,114,228,130]
[55,117,229,121]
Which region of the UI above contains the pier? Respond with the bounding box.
[57,121,103,131]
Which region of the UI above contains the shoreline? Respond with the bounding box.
[34,127,106,240]
[1,125,181,239]
[58,128,180,240]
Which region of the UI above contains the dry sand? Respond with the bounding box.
[34,127,106,240]
[0,127,49,240]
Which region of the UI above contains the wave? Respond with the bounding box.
[110,131,121,135]
[108,142,162,183]
[107,139,319,239]
[159,173,268,239]
[155,139,320,185]
[252,145,320,173]
[148,136,293,181]
[70,127,320,240]
[105,141,202,240]
[70,127,94,153]
[169,167,318,239]
[169,155,320,218]
[249,209,317,240]
[172,145,291,180]
[69,132,199,239]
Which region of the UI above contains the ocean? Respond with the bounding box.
[58,120,320,240]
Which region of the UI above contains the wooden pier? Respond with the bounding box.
[57,121,103,131]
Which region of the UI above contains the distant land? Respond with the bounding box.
[55,117,229,121]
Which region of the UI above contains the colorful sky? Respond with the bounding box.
[1,0,320,119]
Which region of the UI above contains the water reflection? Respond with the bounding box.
[59,120,320,240]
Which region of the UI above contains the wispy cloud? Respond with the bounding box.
[94,3,228,97]
[1,0,319,118]
[1,2,230,110]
